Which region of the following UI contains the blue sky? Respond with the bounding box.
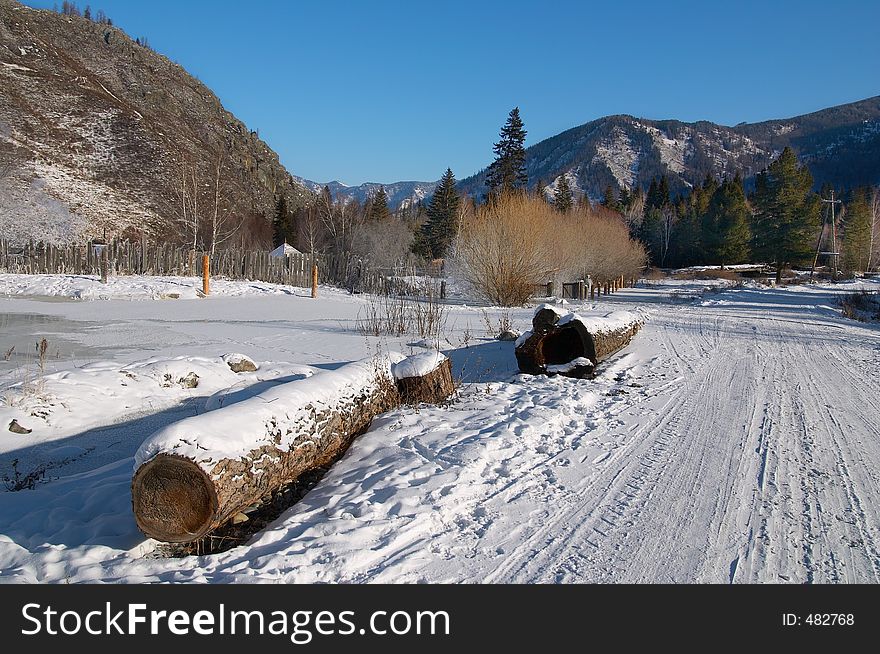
[23,0,880,185]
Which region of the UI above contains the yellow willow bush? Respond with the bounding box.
[452,194,646,306]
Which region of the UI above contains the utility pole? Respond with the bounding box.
[811,191,842,280]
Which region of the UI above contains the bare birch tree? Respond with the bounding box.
[870,187,880,272]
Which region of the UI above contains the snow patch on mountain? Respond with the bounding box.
[636,122,688,175]
[593,125,640,190]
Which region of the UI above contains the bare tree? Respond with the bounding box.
[167,153,201,273]
[319,189,362,258]
[297,204,325,258]
[622,189,645,232]
[206,151,238,255]
[657,205,676,267]
[870,187,880,272]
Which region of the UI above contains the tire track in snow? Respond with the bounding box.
[482,312,723,583]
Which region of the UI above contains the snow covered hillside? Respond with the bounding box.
[1,275,879,583]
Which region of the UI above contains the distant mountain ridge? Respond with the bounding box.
[458,96,880,202]
[293,177,438,212]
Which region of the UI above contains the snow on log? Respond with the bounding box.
[393,351,454,405]
[515,304,643,379]
[132,351,452,543]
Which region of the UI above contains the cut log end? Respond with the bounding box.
[396,357,454,405]
[131,454,218,543]
[516,309,641,379]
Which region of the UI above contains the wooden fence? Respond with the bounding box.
[0,239,399,295]
[0,239,627,300]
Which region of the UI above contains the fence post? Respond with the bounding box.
[202,254,210,296]
[547,280,554,297]
[440,279,447,300]
[100,246,109,283]
[311,262,318,298]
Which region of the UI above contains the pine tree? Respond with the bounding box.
[602,184,619,211]
[751,147,821,283]
[703,177,751,266]
[369,186,390,221]
[618,186,631,211]
[553,174,573,213]
[486,107,528,199]
[645,178,658,211]
[534,178,546,202]
[272,196,295,247]
[418,168,460,259]
[842,188,874,273]
[658,176,671,207]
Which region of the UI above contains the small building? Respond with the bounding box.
[269,242,303,258]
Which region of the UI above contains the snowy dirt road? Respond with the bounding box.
[482,294,880,583]
[0,278,879,583]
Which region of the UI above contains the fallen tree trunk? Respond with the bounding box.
[132,352,452,543]
[515,304,643,379]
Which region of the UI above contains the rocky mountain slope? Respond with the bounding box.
[459,96,880,202]
[0,0,311,245]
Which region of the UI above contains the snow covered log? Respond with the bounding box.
[515,304,642,379]
[132,352,452,543]
[394,351,455,405]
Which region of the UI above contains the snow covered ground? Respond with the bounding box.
[0,273,879,583]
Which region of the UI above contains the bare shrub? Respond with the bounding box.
[353,218,415,269]
[480,309,513,337]
[356,282,447,344]
[840,291,880,322]
[451,194,647,306]
[452,194,565,306]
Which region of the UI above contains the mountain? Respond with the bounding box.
[0,0,312,245]
[459,96,880,202]
[293,177,437,213]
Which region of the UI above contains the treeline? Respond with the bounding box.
[55,2,152,48]
[602,147,879,279]
[273,106,647,308]
[271,183,428,270]
[56,1,112,25]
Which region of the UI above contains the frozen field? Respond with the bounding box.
[0,274,879,583]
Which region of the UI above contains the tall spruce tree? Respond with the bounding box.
[272,196,294,247]
[554,174,574,213]
[486,107,528,199]
[601,184,619,211]
[419,168,460,259]
[703,176,751,266]
[751,147,821,283]
[369,186,391,221]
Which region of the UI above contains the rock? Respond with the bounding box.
[8,419,32,435]
[178,372,200,388]
[223,353,258,373]
[496,329,521,342]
